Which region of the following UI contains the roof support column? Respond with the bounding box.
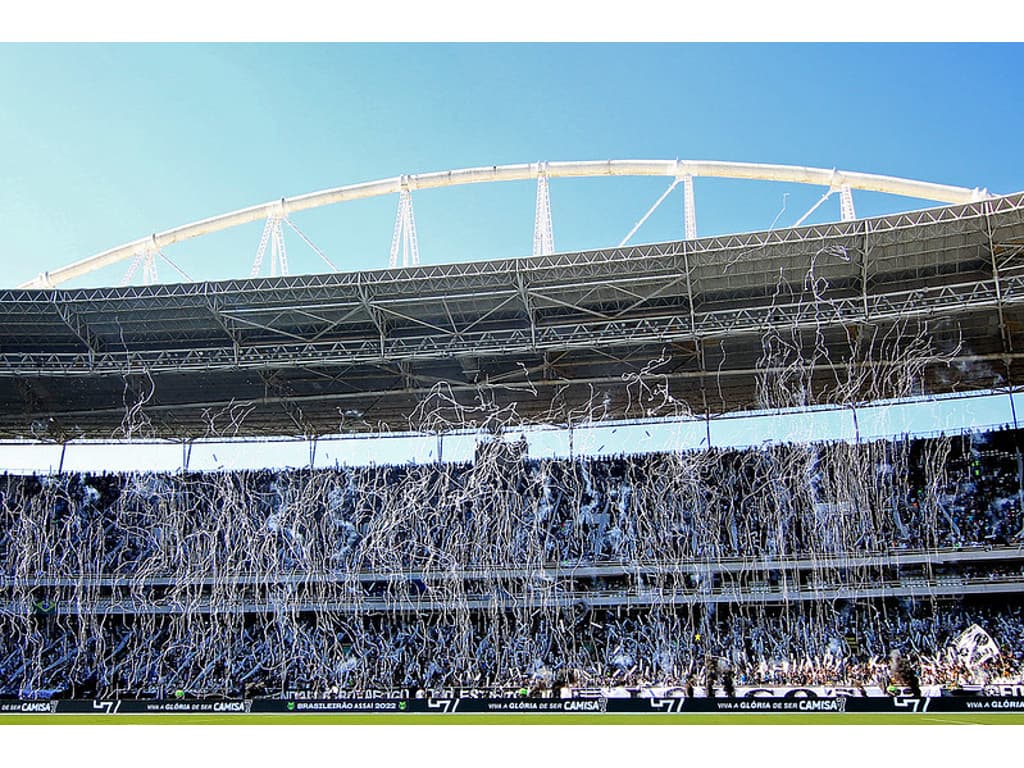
[680,238,707,416]
[515,263,537,350]
[389,177,420,268]
[533,163,554,257]
[861,220,871,321]
[985,200,1014,385]
[840,184,856,222]
[357,274,388,358]
[52,295,102,366]
[683,174,697,240]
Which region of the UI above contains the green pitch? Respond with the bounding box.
[3,712,1024,725]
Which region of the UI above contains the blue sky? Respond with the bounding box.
[1,43,1022,287]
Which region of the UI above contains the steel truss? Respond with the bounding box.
[19,159,991,290]
[2,194,1023,437]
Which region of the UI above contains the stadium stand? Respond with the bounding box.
[1,429,1022,699]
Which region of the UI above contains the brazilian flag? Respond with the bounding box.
[33,599,55,616]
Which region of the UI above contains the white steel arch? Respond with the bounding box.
[20,159,993,289]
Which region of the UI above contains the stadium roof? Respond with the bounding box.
[2,193,1023,440]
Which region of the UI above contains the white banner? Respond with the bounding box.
[954,624,1001,667]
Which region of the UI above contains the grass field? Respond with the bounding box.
[3,712,1024,725]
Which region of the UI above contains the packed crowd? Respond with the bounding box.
[0,599,1021,698]
[0,428,1022,698]
[1,431,1020,581]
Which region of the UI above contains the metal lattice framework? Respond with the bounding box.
[18,159,990,290]
[1,191,1023,439]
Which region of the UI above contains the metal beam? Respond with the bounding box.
[13,350,1021,430]
[7,545,1017,590]
[19,159,994,288]
[986,199,1015,378]
[0,279,1013,376]
[8,576,1023,616]
[51,298,103,361]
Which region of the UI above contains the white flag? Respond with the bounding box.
[954,624,1001,667]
